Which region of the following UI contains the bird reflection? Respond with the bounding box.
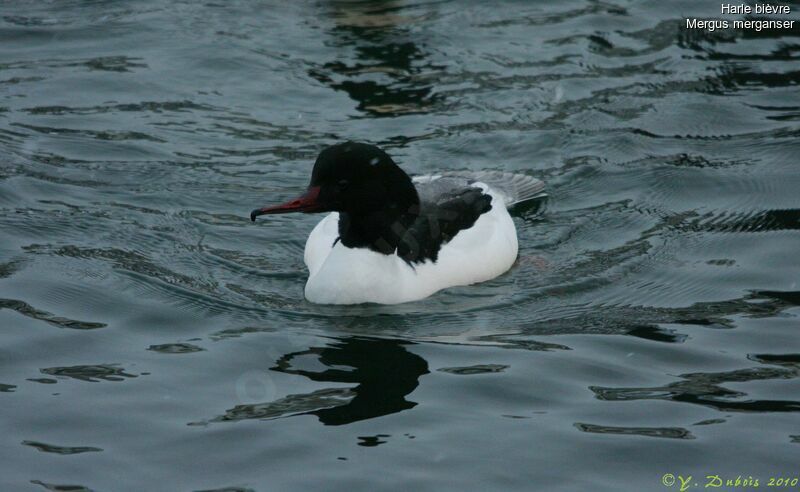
[273,336,429,424]
[309,0,444,116]
[207,337,429,426]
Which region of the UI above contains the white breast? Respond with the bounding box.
[302,185,518,305]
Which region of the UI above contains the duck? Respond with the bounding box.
[250,142,545,304]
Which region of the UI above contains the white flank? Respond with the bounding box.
[302,182,518,305]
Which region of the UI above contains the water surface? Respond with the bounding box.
[1,1,799,490]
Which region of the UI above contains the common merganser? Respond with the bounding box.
[251,142,545,305]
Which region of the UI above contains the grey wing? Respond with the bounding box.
[412,175,475,205]
[413,171,546,208]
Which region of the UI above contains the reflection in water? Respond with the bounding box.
[29,480,94,492]
[626,325,688,344]
[591,363,800,413]
[40,364,138,383]
[574,423,694,440]
[310,1,443,116]
[0,297,107,330]
[207,337,429,426]
[22,440,102,455]
[438,364,509,375]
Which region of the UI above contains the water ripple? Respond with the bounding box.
[21,440,102,455]
[40,364,138,383]
[0,298,106,330]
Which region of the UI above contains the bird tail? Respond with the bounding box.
[460,171,546,208]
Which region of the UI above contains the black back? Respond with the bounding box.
[311,142,493,264]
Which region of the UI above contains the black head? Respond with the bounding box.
[251,142,418,221]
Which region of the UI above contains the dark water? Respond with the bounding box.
[1,0,799,490]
